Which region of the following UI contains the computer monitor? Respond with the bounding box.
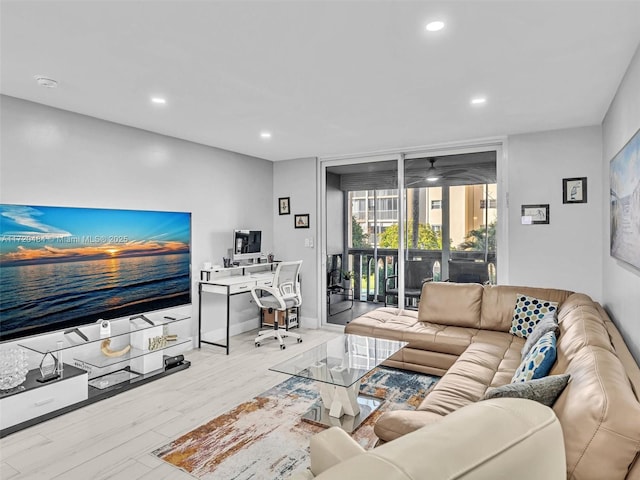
[232,229,262,262]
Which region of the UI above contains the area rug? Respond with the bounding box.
[152,366,438,480]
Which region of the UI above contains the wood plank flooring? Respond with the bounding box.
[0,327,343,480]
[326,300,382,326]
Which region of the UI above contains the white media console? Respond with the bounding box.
[0,312,191,436]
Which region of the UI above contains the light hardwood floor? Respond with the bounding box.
[0,327,343,480]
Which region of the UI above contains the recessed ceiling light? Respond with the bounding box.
[425,21,445,32]
[34,75,58,88]
[260,132,272,139]
[471,97,487,105]
[151,97,166,105]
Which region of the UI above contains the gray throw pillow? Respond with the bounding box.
[482,374,570,407]
[521,314,560,359]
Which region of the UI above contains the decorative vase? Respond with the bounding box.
[0,348,29,390]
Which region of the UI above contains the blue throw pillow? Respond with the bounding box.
[512,331,557,382]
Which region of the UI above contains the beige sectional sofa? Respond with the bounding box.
[292,398,566,480]
[345,282,640,480]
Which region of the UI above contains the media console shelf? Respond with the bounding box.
[0,315,191,437]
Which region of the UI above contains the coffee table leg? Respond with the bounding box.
[330,381,361,418]
[315,379,362,418]
[309,363,363,419]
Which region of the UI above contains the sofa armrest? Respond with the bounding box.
[309,426,365,476]
[374,409,442,441]
[303,399,565,480]
[289,470,315,480]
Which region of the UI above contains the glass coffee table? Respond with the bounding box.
[269,334,407,432]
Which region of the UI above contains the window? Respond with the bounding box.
[431,200,442,209]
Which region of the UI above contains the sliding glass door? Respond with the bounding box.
[402,153,497,291]
[325,160,398,325]
[320,144,502,325]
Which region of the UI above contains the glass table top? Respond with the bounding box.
[269,334,407,388]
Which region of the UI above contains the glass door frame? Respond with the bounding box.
[318,139,507,326]
[319,153,404,325]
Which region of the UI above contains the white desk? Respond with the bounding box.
[198,264,277,354]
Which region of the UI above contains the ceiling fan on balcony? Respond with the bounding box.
[405,158,472,186]
[425,158,440,182]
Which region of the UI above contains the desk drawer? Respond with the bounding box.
[256,279,273,287]
[229,281,256,294]
[201,283,227,295]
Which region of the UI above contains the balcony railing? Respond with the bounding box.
[345,248,496,303]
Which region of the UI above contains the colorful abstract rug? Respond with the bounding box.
[152,367,438,480]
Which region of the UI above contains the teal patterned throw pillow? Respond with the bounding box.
[510,294,558,338]
[512,331,557,382]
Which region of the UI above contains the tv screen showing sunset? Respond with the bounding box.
[0,204,191,340]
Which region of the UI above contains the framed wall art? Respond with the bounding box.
[610,127,640,270]
[294,214,310,229]
[278,197,290,215]
[521,204,549,225]
[563,177,587,204]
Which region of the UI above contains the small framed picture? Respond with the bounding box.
[278,197,290,215]
[521,204,550,225]
[294,214,310,229]
[563,177,587,204]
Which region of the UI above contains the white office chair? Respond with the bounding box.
[251,260,303,350]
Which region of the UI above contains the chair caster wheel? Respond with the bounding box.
[255,343,260,347]
[280,345,286,350]
[297,338,303,343]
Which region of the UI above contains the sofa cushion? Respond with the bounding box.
[402,322,477,356]
[509,294,558,338]
[480,285,572,332]
[482,374,570,407]
[344,307,418,338]
[418,282,483,328]
[551,345,640,480]
[512,331,557,382]
[553,295,616,373]
[416,337,525,417]
[521,314,560,358]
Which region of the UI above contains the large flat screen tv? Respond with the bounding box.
[0,204,191,342]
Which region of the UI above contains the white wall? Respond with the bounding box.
[0,96,274,345]
[602,44,640,362]
[506,126,603,300]
[273,158,318,327]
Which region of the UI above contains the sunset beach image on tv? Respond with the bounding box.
[0,204,191,341]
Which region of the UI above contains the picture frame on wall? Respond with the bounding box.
[521,204,550,225]
[563,177,588,204]
[294,214,310,228]
[278,197,290,215]
[610,127,640,270]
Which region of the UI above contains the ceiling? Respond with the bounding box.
[2,1,639,162]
